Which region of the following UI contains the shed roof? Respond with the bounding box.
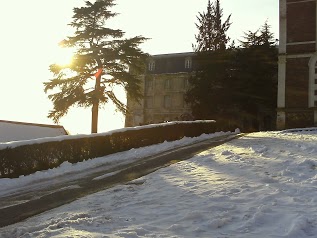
[0,120,68,142]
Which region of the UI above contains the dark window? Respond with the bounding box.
[185,57,192,69]
[145,97,153,108]
[164,95,171,108]
[146,78,153,90]
[165,79,171,89]
[185,78,190,88]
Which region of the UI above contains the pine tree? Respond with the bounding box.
[44,0,148,133]
[239,30,261,48]
[186,0,233,120]
[259,20,277,47]
[232,21,278,130]
[193,0,231,52]
[239,20,277,48]
[185,50,234,119]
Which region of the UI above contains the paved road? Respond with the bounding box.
[0,133,243,228]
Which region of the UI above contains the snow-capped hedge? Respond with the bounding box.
[0,120,236,178]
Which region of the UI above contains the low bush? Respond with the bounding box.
[0,120,236,178]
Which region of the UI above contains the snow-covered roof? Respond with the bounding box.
[0,120,68,143]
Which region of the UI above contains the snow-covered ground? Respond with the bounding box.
[2,129,317,237]
[0,131,231,198]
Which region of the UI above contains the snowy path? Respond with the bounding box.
[0,132,239,228]
[1,130,317,237]
[0,132,235,205]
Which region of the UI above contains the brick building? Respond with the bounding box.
[277,0,317,129]
[125,52,195,127]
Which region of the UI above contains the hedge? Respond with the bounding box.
[0,120,237,178]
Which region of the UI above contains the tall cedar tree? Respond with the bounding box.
[44,0,148,133]
[232,21,278,130]
[192,0,231,52]
[186,0,232,119]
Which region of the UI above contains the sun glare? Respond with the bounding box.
[53,47,74,66]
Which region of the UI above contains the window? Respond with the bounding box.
[185,78,190,88]
[177,94,184,108]
[185,57,192,69]
[145,97,153,108]
[148,60,155,71]
[165,78,171,89]
[145,78,153,90]
[164,95,172,108]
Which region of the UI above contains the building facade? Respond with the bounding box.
[125,52,195,127]
[277,0,317,129]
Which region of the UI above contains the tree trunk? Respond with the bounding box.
[91,73,101,133]
[91,102,99,133]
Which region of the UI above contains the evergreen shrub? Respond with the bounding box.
[0,120,235,178]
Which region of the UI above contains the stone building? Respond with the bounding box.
[277,0,317,129]
[125,52,195,127]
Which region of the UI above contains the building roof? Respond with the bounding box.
[0,120,68,143]
[147,52,196,74]
[150,52,195,58]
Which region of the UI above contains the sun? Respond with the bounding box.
[53,46,75,66]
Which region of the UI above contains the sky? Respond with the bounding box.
[1,128,317,237]
[0,0,278,134]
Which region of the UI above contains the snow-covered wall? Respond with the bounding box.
[0,120,67,143]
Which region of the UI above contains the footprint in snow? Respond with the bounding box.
[221,150,233,156]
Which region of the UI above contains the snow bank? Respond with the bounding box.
[5,130,317,237]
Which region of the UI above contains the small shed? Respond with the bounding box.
[0,120,68,142]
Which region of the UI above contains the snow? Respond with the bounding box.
[0,130,229,198]
[1,129,317,237]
